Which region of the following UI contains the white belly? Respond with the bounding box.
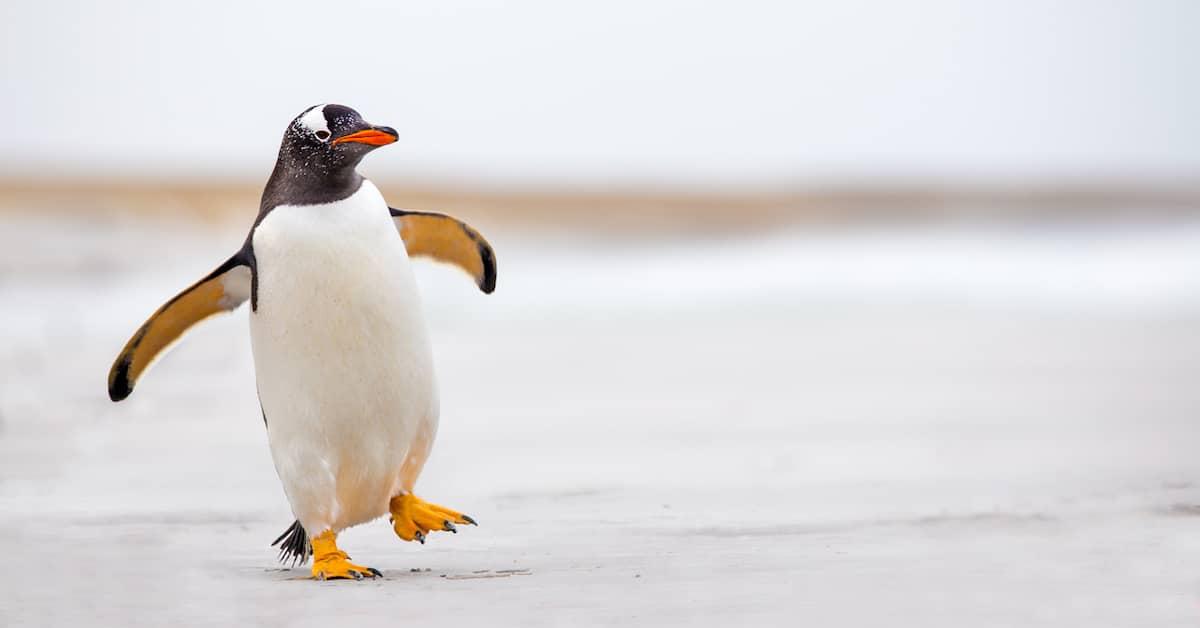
[249,180,438,534]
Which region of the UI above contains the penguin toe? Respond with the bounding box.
[389,494,477,543]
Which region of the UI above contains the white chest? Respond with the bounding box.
[250,180,426,343]
[247,181,438,530]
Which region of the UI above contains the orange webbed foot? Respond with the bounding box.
[389,494,477,543]
[309,530,382,580]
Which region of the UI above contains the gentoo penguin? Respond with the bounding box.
[107,104,496,580]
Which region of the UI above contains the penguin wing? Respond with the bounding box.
[107,254,252,402]
[390,208,497,294]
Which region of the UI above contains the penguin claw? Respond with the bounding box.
[308,530,379,581]
[313,565,379,581]
[389,494,477,542]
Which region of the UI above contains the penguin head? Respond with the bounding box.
[279,104,398,174]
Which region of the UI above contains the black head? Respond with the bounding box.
[260,104,398,211]
[278,104,398,175]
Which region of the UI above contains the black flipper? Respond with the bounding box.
[271,520,311,567]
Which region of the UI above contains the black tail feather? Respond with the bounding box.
[271,520,311,567]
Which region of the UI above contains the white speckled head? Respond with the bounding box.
[297,104,329,137]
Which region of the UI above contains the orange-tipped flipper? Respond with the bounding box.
[390,208,497,294]
[107,255,251,401]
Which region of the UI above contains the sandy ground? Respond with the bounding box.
[2,216,1200,626]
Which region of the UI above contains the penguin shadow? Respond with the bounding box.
[265,566,532,583]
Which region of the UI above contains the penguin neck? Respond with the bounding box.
[259,159,365,212]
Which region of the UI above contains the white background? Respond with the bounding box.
[2,1,1198,185]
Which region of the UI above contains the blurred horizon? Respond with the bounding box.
[4,177,1198,234]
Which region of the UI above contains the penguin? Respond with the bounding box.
[107,104,497,580]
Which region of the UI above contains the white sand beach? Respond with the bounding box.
[1,216,1199,626]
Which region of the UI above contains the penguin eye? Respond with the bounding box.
[315,130,331,141]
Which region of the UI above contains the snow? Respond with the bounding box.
[2,216,1200,626]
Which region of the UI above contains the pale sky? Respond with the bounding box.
[1,0,1198,186]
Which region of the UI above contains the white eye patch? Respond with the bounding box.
[297,104,330,137]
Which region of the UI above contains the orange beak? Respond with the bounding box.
[331,128,398,146]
